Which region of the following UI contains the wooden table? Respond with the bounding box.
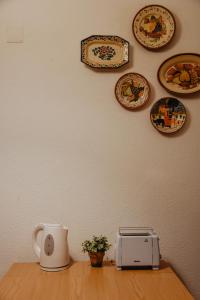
[0,261,194,300]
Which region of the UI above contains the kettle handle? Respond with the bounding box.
[32,224,44,258]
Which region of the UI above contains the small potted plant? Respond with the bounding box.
[82,235,111,267]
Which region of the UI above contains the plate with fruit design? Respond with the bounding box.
[158,53,200,94]
[132,5,176,50]
[81,35,129,69]
[115,73,150,110]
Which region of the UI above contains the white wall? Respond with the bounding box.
[0,0,200,298]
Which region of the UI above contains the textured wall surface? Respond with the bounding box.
[0,0,200,298]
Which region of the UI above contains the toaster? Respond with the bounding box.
[115,227,160,270]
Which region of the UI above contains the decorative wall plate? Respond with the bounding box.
[115,73,150,110]
[158,53,200,95]
[150,97,186,134]
[132,5,176,50]
[81,35,129,69]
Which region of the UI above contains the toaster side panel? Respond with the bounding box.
[115,234,122,267]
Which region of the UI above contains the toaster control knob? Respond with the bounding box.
[44,234,54,256]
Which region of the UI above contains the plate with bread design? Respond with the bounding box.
[158,53,200,95]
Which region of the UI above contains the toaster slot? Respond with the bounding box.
[119,227,153,236]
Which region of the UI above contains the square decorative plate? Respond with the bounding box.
[158,53,200,95]
[115,73,150,110]
[81,35,129,69]
[150,97,186,134]
[133,5,175,50]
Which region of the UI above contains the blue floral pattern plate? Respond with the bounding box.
[81,35,129,69]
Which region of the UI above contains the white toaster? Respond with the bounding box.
[115,227,160,270]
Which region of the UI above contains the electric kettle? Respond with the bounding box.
[32,223,70,271]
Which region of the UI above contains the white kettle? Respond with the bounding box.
[32,223,70,271]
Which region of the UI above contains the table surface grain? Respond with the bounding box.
[0,261,194,300]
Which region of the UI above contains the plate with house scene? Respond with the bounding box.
[81,35,129,69]
[115,73,150,110]
[150,97,186,133]
[158,53,200,94]
[132,5,176,50]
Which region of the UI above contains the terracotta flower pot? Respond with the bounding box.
[88,251,105,267]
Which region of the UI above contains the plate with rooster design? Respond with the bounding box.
[115,73,150,110]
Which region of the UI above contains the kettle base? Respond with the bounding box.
[40,265,69,272]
